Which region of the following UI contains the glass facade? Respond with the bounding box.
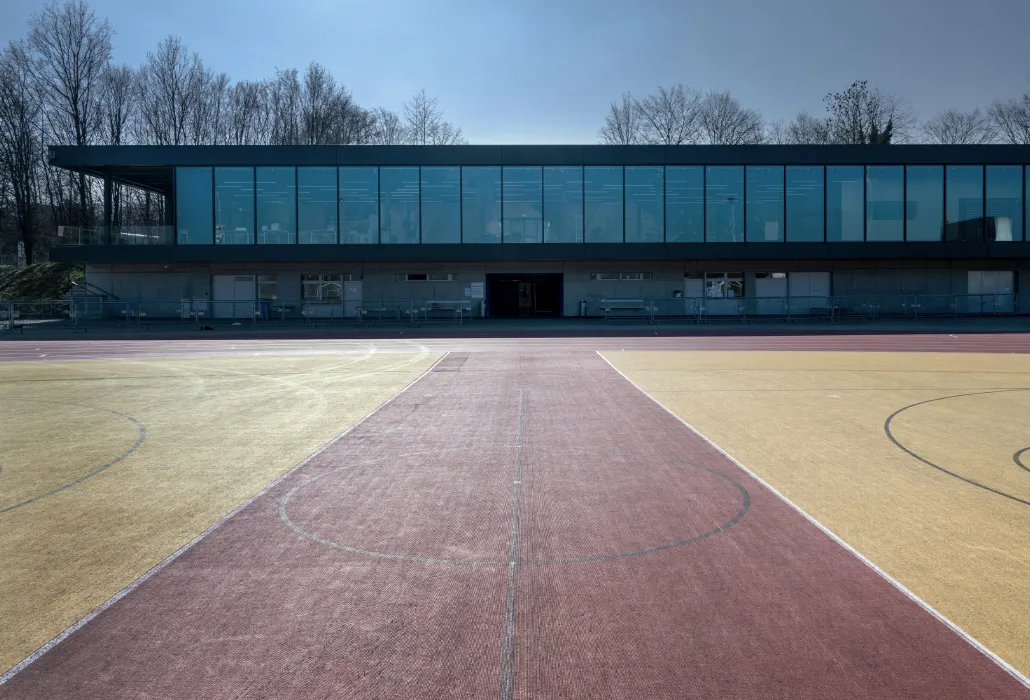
[298,167,337,244]
[176,167,213,245]
[746,166,783,242]
[905,166,943,242]
[543,166,583,243]
[986,166,1022,242]
[706,166,744,242]
[503,167,543,244]
[170,162,1029,246]
[256,167,295,244]
[215,167,253,245]
[421,167,461,244]
[585,166,623,242]
[946,166,984,242]
[666,166,704,242]
[785,166,823,242]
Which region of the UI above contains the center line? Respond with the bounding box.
[500,387,525,700]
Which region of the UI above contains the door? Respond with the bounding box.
[788,272,831,315]
[212,275,254,318]
[518,282,533,317]
[755,274,788,315]
[343,281,362,318]
[969,271,1014,313]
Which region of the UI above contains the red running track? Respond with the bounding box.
[0,351,1027,699]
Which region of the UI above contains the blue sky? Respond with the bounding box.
[2,0,1029,144]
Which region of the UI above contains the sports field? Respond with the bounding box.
[0,335,1028,698]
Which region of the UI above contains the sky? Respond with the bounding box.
[2,0,1029,144]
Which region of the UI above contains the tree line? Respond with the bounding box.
[600,79,1030,147]
[0,1,467,264]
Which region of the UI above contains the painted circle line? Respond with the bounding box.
[279,448,751,566]
[0,397,146,514]
[1013,447,1030,474]
[883,388,1030,507]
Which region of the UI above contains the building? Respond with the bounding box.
[48,144,1030,320]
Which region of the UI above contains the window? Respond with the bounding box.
[589,272,653,281]
[665,166,704,243]
[462,167,501,243]
[302,274,342,301]
[866,166,903,241]
[421,167,461,244]
[704,272,743,298]
[625,166,664,242]
[946,166,984,242]
[543,166,583,243]
[403,272,457,282]
[827,166,864,241]
[905,166,943,241]
[746,166,783,242]
[215,167,254,245]
[986,166,1022,241]
[339,167,378,244]
[298,167,337,244]
[585,166,623,242]
[705,166,744,242]
[257,274,277,301]
[176,167,213,245]
[256,167,296,244]
[786,166,823,242]
[380,167,420,244]
[503,167,543,243]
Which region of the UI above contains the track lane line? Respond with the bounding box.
[595,349,1030,691]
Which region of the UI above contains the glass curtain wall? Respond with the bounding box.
[905,166,943,241]
[746,166,784,242]
[706,166,744,242]
[339,167,378,244]
[624,166,664,242]
[176,167,213,244]
[827,166,864,241]
[543,166,583,242]
[298,167,337,243]
[665,166,704,242]
[421,167,461,243]
[785,166,823,242]
[866,166,904,241]
[256,167,296,244]
[986,166,1023,241]
[461,167,501,243]
[584,166,623,242]
[946,166,984,242]
[215,167,253,244]
[503,167,543,243]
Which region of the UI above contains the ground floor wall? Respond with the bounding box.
[83,259,1030,318]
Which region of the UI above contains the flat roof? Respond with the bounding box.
[48,144,1030,197]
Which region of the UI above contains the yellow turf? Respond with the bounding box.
[604,350,1030,676]
[0,350,440,674]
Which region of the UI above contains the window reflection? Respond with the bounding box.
[585,166,623,242]
[462,167,501,243]
[380,167,420,244]
[503,167,543,244]
[215,167,254,245]
[256,167,295,244]
[625,166,664,243]
[339,167,378,244]
[785,166,823,242]
[905,166,943,241]
[543,167,583,243]
[706,166,744,242]
[176,167,213,245]
[421,167,460,244]
[298,167,337,244]
[946,166,983,242]
[986,166,1022,242]
[866,166,903,241]
[746,166,783,242]
[666,166,704,242]
[827,166,864,242]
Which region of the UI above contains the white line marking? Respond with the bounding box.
[595,350,1030,690]
[0,351,448,685]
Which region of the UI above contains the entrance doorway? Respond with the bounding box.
[485,273,563,318]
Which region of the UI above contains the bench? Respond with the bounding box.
[600,298,654,323]
[357,305,404,327]
[412,301,471,326]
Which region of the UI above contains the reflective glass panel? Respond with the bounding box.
[176,167,212,245]
[462,167,501,243]
[785,166,823,242]
[584,166,623,242]
[746,166,783,242]
[380,167,420,244]
[625,166,664,242]
[215,167,253,245]
[298,167,337,244]
[339,167,378,244]
[827,166,864,241]
[543,166,583,243]
[946,166,984,242]
[905,166,943,241]
[421,167,460,244]
[503,167,543,243]
[256,167,295,244]
[665,166,704,242]
[986,166,1022,241]
[705,166,744,242]
[866,166,903,241]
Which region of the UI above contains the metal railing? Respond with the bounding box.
[57,225,175,246]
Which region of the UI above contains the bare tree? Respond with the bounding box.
[598,93,640,145]
[635,85,703,145]
[0,42,43,263]
[187,69,229,145]
[823,80,917,145]
[369,106,406,145]
[767,112,832,145]
[267,68,301,145]
[988,94,1030,144]
[27,0,112,226]
[921,108,997,144]
[403,89,466,145]
[698,90,763,145]
[100,63,134,145]
[299,62,339,145]
[135,36,206,146]
[225,80,267,145]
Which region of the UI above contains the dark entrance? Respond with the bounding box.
[485,273,563,318]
